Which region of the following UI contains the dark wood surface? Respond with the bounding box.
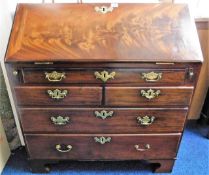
[7,62,201,87]
[106,87,193,107]
[14,86,102,106]
[8,62,199,69]
[195,20,209,30]
[5,3,203,63]
[28,160,51,173]
[28,158,176,173]
[25,134,180,160]
[22,68,187,85]
[22,68,99,84]
[4,3,203,173]
[14,86,193,107]
[149,159,176,173]
[188,21,209,119]
[19,108,187,133]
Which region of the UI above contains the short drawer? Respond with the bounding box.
[14,86,102,106]
[22,69,98,84]
[25,134,180,160]
[20,108,187,133]
[21,68,186,85]
[106,87,193,107]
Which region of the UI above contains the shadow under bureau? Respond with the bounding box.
[5,3,202,173]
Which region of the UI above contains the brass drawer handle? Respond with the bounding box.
[56,144,72,153]
[135,144,150,151]
[95,110,114,120]
[45,71,66,82]
[94,136,111,144]
[141,72,162,82]
[51,116,70,125]
[94,71,116,83]
[140,89,160,100]
[137,116,155,126]
[47,89,68,99]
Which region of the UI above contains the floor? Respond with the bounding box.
[2,121,209,175]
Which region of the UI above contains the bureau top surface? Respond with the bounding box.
[5,3,203,63]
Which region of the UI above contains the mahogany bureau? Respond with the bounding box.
[5,3,202,173]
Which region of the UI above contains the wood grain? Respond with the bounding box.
[3,3,203,173]
[19,108,187,133]
[25,134,181,160]
[21,68,187,85]
[149,159,175,173]
[5,3,202,63]
[188,21,209,119]
[14,86,102,106]
[106,87,193,107]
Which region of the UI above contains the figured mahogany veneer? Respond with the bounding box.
[5,4,202,63]
[5,3,202,174]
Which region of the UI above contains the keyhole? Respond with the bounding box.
[101,137,105,143]
[104,73,107,78]
[102,7,106,12]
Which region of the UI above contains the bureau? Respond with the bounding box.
[5,3,202,173]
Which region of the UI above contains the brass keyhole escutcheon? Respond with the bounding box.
[94,110,114,120]
[94,136,111,144]
[94,71,116,83]
[95,6,114,14]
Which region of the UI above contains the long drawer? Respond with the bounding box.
[20,108,187,133]
[14,86,102,106]
[106,87,193,107]
[21,68,187,85]
[25,134,181,160]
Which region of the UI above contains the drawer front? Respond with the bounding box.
[25,134,180,160]
[22,69,98,84]
[106,87,193,107]
[14,86,102,106]
[20,108,187,133]
[22,68,186,85]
